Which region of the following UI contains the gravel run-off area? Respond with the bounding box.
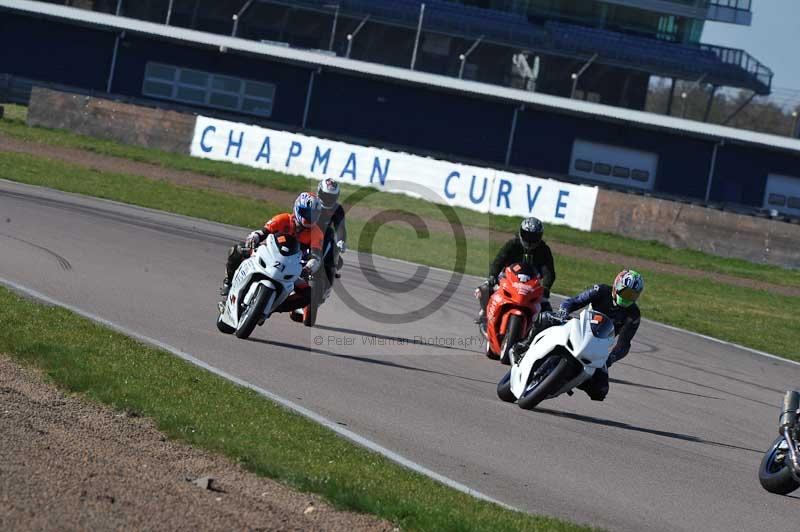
[0,355,393,531]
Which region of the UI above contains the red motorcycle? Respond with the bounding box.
[479,263,544,365]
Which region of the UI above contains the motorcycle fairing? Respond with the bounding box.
[509,308,614,399]
[219,235,302,328]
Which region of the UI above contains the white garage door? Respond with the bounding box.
[763,174,800,215]
[569,139,658,191]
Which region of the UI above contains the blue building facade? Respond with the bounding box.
[1,5,799,216]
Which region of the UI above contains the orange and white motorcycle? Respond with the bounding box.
[478,263,544,365]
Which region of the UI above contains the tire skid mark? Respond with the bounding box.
[0,232,72,271]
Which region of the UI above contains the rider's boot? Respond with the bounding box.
[474,309,487,335]
[335,256,343,278]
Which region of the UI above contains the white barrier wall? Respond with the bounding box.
[190,116,598,230]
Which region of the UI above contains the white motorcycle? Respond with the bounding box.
[497,308,615,410]
[216,234,303,339]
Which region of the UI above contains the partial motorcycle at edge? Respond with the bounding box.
[759,390,800,495]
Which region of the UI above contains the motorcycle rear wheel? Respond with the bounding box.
[303,277,323,327]
[759,436,800,495]
[496,370,516,403]
[236,285,271,339]
[517,355,580,410]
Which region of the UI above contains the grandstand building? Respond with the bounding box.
[55,0,770,111]
[1,0,798,219]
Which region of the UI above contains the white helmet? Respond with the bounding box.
[317,178,340,209]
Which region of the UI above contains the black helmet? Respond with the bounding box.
[519,217,543,251]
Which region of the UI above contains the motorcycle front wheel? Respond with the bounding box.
[759,436,800,495]
[216,312,235,334]
[517,355,580,410]
[499,314,522,366]
[236,285,272,339]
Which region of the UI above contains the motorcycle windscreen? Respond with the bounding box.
[589,311,614,339]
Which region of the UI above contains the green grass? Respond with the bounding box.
[1,115,798,289]
[0,286,591,532]
[0,102,27,122]
[2,149,798,361]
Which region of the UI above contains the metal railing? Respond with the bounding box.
[700,42,773,90]
[709,0,752,11]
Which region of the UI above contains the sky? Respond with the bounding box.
[701,0,800,92]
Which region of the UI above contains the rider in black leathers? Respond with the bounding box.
[476,217,556,329]
[316,178,347,281]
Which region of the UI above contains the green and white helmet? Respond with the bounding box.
[612,269,644,307]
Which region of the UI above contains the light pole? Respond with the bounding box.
[680,90,689,118]
[570,53,597,99]
[325,4,340,52]
[458,35,484,79]
[679,74,706,118]
[791,110,799,138]
[165,0,174,25]
[345,15,370,59]
[410,3,426,70]
[231,0,255,37]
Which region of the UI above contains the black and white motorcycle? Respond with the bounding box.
[759,390,800,495]
[497,308,615,410]
[300,235,335,327]
[216,233,303,339]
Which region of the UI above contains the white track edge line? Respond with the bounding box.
[0,277,520,513]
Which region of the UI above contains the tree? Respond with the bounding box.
[645,79,799,137]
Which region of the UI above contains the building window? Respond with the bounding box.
[768,193,787,206]
[612,166,630,178]
[142,62,275,117]
[631,169,650,182]
[593,162,612,176]
[574,159,593,172]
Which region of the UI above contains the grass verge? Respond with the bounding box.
[1,150,798,361]
[1,115,798,288]
[0,103,27,122]
[0,286,592,532]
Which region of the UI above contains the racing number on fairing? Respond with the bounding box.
[273,261,285,271]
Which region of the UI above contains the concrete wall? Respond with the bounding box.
[592,189,800,268]
[26,88,800,269]
[27,87,195,154]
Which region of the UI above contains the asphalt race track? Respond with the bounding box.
[2,179,799,532]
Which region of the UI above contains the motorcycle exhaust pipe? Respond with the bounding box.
[780,390,800,431]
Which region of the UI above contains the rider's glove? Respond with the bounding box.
[305,258,321,274]
[245,231,261,249]
[486,275,498,287]
[336,240,347,254]
[552,308,569,321]
[510,341,529,364]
